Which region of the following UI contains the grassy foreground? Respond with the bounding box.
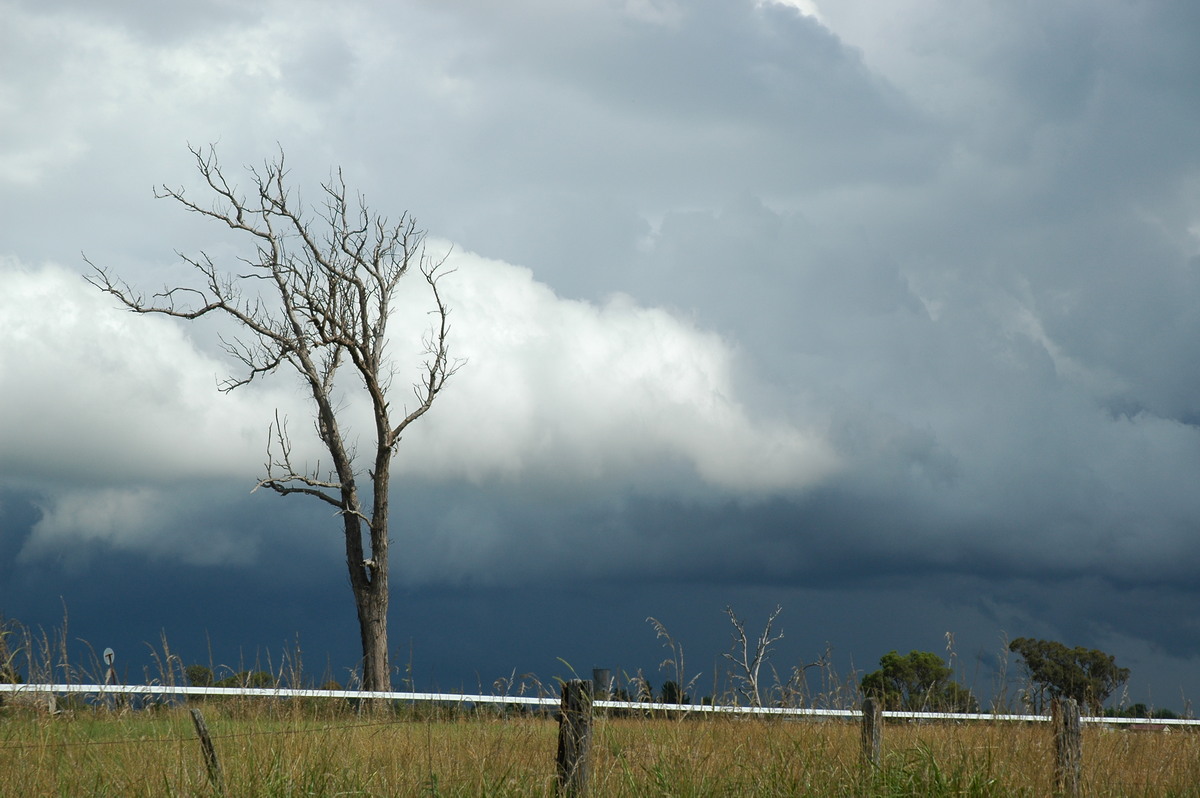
[3,700,1200,797]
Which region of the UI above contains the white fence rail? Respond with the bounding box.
[1,682,1195,726]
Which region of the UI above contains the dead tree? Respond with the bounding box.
[722,605,783,707]
[86,145,460,691]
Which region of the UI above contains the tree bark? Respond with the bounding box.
[349,517,390,692]
[354,579,389,692]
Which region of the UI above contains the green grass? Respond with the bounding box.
[4,701,1200,797]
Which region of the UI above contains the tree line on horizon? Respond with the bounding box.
[859,638,1136,716]
[0,612,1168,718]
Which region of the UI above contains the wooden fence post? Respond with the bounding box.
[190,708,225,796]
[1053,697,1082,797]
[556,679,594,797]
[861,697,882,770]
[591,669,611,699]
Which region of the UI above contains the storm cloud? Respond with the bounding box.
[3,0,1200,707]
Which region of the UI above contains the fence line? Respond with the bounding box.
[2,683,1195,726]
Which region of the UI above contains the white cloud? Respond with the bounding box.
[20,486,257,566]
[397,247,839,493]
[757,0,821,21]
[3,249,838,560]
[0,259,295,486]
[0,1,346,189]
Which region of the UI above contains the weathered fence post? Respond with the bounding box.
[190,708,226,796]
[861,697,882,770]
[1053,697,1082,797]
[591,669,611,699]
[591,669,611,720]
[556,679,594,797]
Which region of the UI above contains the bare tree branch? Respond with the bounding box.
[722,605,784,708]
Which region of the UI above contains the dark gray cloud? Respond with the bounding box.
[3,0,1200,710]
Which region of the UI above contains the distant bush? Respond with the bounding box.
[1105,703,1179,720]
[660,680,690,705]
[215,670,276,689]
[185,665,213,687]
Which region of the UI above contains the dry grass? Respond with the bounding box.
[4,614,1197,795]
[4,701,1200,797]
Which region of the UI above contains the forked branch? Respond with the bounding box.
[722,605,784,708]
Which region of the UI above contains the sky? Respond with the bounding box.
[3,0,1200,710]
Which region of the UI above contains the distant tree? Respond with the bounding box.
[1105,703,1179,720]
[215,670,276,689]
[861,650,978,712]
[86,145,460,692]
[185,664,214,687]
[1008,638,1129,713]
[660,680,690,705]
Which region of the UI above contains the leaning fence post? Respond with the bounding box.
[190,708,226,796]
[861,697,882,770]
[556,679,594,797]
[1053,697,1082,797]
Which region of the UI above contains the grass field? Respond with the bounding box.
[3,699,1200,797]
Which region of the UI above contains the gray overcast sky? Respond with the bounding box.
[3,0,1200,708]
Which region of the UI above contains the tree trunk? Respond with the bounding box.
[355,579,390,692]
[345,508,392,692]
[360,450,393,693]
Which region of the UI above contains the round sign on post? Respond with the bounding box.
[103,648,117,686]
